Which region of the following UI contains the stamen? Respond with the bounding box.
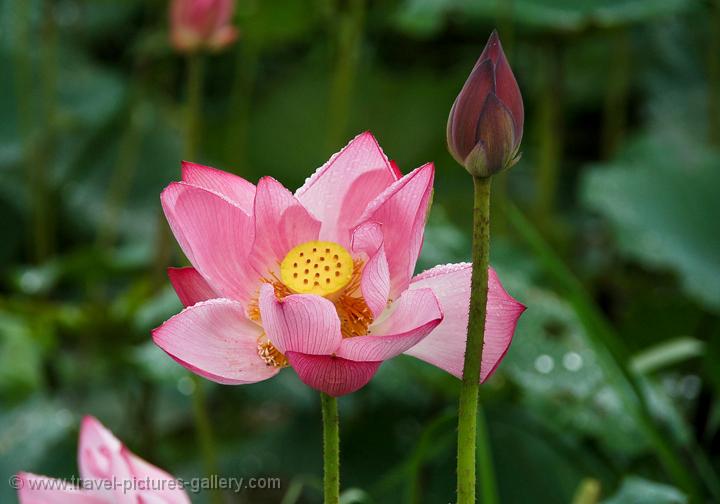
[256,334,289,368]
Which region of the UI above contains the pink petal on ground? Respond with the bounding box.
[350,222,390,318]
[404,264,526,382]
[181,161,255,214]
[295,132,398,246]
[250,177,321,277]
[17,473,106,504]
[357,163,434,298]
[152,299,280,385]
[77,416,131,502]
[78,416,122,482]
[285,352,382,397]
[336,288,442,362]
[167,267,219,307]
[124,449,190,504]
[259,284,342,355]
[161,182,257,304]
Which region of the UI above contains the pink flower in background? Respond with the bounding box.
[153,132,525,396]
[17,416,189,504]
[170,0,238,53]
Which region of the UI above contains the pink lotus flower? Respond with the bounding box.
[170,0,238,53]
[17,416,189,504]
[153,132,525,396]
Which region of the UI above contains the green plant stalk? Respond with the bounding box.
[504,202,714,501]
[152,54,205,285]
[477,404,499,504]
[709,0,720,146]
[457,176,491,504]
[97,101,144,248]
[321,393,340,504]
[326,0,366,150]
[190,375,222,504]
[534,41,563,227]
[601,28,630,158]
[226,41,259,171]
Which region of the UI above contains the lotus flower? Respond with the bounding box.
[153,132,525,396]
[447,30,524,177]
[17,416,189,504]
[170,0,238,53]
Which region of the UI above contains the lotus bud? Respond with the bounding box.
[447,30,524,178]
[170,0,238,53]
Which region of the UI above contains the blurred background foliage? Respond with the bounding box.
[1,0,719,502]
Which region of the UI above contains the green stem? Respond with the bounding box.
[321,393,340,504]
[226,41,259,171]
[601,29,630,158]
[534,41,563,228]
[709,0,720,146]
[326,0,366,150]
[153,54,205,285]
[477,404,499,504]
[457,176,492,504]
[185,54,204,161]
[190,375,222,504]
[97,101,144,248]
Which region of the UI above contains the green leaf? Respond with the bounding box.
[582,136,720,311]
[602,476,687,504]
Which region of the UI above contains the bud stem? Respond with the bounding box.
[457,175,492,504]
[321,393,340,504]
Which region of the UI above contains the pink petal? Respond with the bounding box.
[480,31,523,145]
[448,59,496,164]
[357,164,434,298]
[181,161,255,214]
[295,132,398,246]
[77,416,133,502]
[404,264,526,382]
[17,473,106,504]
[152,299,280,385]
[250,177,321,277]
[78,416,122,482]
[167,267,218,307]
[259,284,342,355]
[350,222,390,318]
[161,182,257,304]
[285,352,382,397]
[336,288,442,362]
[124,450,190,504]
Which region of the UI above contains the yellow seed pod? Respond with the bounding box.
[280,241,354,296]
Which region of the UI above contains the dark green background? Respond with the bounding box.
[0,0,718,502]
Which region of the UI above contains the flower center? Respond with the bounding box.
[257,333,289,368]
[280,241,354,296]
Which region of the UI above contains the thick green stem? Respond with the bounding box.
[321,393,340,504]
[457,176,491,504]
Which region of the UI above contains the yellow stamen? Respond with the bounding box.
[280,241,354,296]
[256,334,289,368]
[246,279,292,322]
